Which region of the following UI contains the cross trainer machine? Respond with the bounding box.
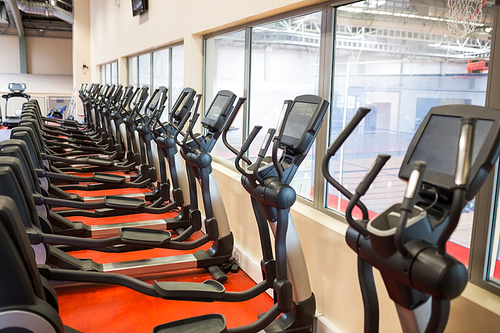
[0,91,243,281]
[322,105,500,333]
[0,93,328,333]
[5,91,242,241]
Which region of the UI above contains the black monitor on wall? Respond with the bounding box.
[132,0,148,16]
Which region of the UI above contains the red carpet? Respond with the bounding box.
[57,268,273,333]
[53,168,274,332]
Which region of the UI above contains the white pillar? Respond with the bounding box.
[72,0,91,119]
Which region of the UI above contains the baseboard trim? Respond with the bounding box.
[232,243,343,333]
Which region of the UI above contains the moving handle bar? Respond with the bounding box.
[321,107,372,223]
[341,117,476,333]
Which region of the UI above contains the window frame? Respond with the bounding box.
[127,42,184,113]
[203,0,500,296]
[203,3,332,206]
[99,60,119,85]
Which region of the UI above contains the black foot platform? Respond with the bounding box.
[153,314,227,333]
[104,195,145,209]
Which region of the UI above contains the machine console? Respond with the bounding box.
[278,95,328,155]
[201,90,236,132]
[172,88,196,123]
[399,104,500,200]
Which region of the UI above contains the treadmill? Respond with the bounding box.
[2,83,30,128]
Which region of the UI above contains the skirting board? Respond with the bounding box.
[233,243,344,333]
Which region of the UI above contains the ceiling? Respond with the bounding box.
[0,0,72,38]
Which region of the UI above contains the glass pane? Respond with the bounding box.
[154,49,171,121]
[153,48,170,90]
[249,11,322,200]
[205,29,245,164]
[111,62,118,85]
[128,57,138,86]
[172,45,184,113]
[100,65,106,84]
[138,53,151,88]
[488,166,500,282]
[105,64,111,85]
[328,0,492,266]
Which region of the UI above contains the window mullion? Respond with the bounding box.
[313,5,334,210]
[243,27,252,153]
[469,168,498,294]
[169,47,173,111]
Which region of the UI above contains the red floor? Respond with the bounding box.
[57,268,273,333]
[54,170,273,332]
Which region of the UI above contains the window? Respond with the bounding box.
[204,0,500,295]
[128,56,138,86]
[153,49,169,90]
[171,45,184,106]
[205,29,246,162]
[128,44,184,119]
[138,54,151,88]
[204,11,323,200]
[250,12,322,200]
[328,0,491,267]
[100,61,119,85]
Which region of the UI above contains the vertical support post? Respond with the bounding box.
[19,36,27,74]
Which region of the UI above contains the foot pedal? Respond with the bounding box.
[153,314,227,333]
[153,280,225,301]
[93,173,127,184]
[104,195,146,209]
[120,228,171,247]
[86,157,114,166]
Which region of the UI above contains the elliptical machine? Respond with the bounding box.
[0,93,329,333]
[322,105,500,332]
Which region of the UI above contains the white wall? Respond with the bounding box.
[0,34,72,94]
[85,0,500,332]
[0,35,21,74]
[26,37,73,75]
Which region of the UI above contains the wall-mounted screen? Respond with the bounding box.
[132,0,148,16]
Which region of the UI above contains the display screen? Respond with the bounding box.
[174,94,189,117]
[281,102,317,140]
[132,0,148,16]
[205,95,229,124]
[409,115,493,176]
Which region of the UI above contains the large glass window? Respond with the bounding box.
[100,61,119,85]
[138,54,151,88]
[172,45,185,106]
[153,49,169,90]
[327,1,492,266]
[251,12,321,200]
[204,12,322,200]
[128,45,184,120]
[128,57,138,86]
[205,29,246,162]
[204,1,499,294]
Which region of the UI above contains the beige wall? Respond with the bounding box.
[73,0,92,118]
[26,37,72,75]
[0,35,72,93]
[86,0,500,332]
[0,35,21,74]
[89,0,326,89]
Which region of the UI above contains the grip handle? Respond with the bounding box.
[356,154,391,196]
[327,107,371,156]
